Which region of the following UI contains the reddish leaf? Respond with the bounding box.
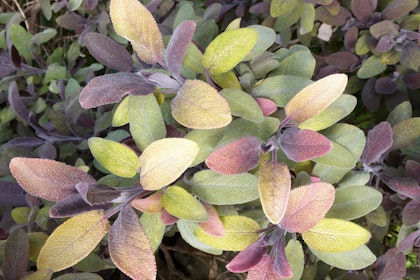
[351,0,377,22]
[198,203,225,237]
[380,174,420,202]
[375,248,406,280]
[279,127,332,162]
[3,228,29,280]
[254,97,277,116]
[247,254,282,280]
[279,182,335,233]
[361,121,393,165]
[375,77,396,94]
[205,136,261,175]
[160,209,179,225]
[226,238,268,273]
[9,157,96,202]
[325,52,359,70]
[344,26,358,52]
[272,236,292,278]
[406,160,420,184]
[79,73,155,109]
[402,200,420,226]
[49,193,113,218]
[131,192,163,213]
[397,229,420,252]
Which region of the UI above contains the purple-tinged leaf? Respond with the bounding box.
[325,52,359,70]
[376,35,395,53]
[145,0,161,12]
[0,50,15,78]
[402,73,420,89]
[8,81,31,123]
[279,127,332,162]
[3,137,44,150]
[84,33,133,72]
[142,72,181,89]
[273,236,292,278]
[375,248,406,280]
[381,0,418,21]
[254,97,277,116]
[315,6,351,26]
[344,26,358,52]
[250,2,270,14]
[375,77,396,94]
[2,228,29,280]
[50,193,113,218]
[362,78,381,112]
[38,141,57,159]
[83,0,98,10]
[226,238,268,273]
[9,157,96,202]
[369,20,399,39]
[402,200,420,226]
[247,254,282,280]
[397,229,420,252]
[0,182,27,206]
[79,73,155,109]
[361,121,393,165]
[166,20,196,79]
[206,136,261,175]
[406,160,420,183]
[131,192,163,213]
[56,11,79,30]
[351,0,377,22]
[76,182,134,205]
[160,209,179,225]
[198,203,225,237]
[380,174,420,202]
[401,43,420,71]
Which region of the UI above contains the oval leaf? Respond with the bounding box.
[392,117,420,150]
[284,74,348,123]
[9,157,96,202]
[171,79,232,129]
[258,161,291,224]
[3,228,29,280]
[109,206,156,280]
[302,218,371,253]
[37,210,110,272]
[161,185,208,221]
[220,89,264,122]
[255,97,277,116]
[226,238,268,273]
[198,203,225,236]
[89,137,140,178]
[279,182,335,233]
[177,220,223,255]
[139,138,199,190]
[205,136,261,175]
[202,28,258,74]
[110,0,163,64]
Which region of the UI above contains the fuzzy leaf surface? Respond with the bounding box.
[198,203,225,236]
[381,0,418,21]
[392,117,420,150]
[362,121,393,165]
[185,128,225,166]
[246,254,280,280]
[3,228,29,280]
[37,211,110,272]
[220,89,264,122]
[139,138,199,190]
[375,248,406,280]
[226,238,268,273]
[9,158,95,202]
[177,220,223,255]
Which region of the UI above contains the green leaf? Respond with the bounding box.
[309,245,376,270]
[195,216,259,251]
[326,186,382,220]
[300,3,315,35]
[110,0,163,64]
[9,24,32,61]
[112,96,129,127]
[387,101,412,126]
[161,186,208,221]
[140,212,166,252]
[244,25,277,61]
[52,272,104,280]
[185,128,225,166]
[11,207,31,224]
[21,269,53,280]
[357,56,387,79]
[202,28,258,74]
[171,79,232,129]
[177,220,223,255]
[37,211,110,272]
[28,232,48,263]
[338,171,371,188]
[139,138,199,190]
[182,43,205,74]
[302,218,371,253]
[272,46,316,78]
[73,252,112,273]
[285,240,304,280]
[270,0,302,17]
[129,94,166,151]
[88,137,140,178]
[312,163,351,184]
[392,117,420,150]
[31,28,57,45]
[191,170,259,205]
[220,89,264,122]
[258,161,291,224]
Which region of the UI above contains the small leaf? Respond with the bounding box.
[20,269,53,280]
[9,158,95,202]
[387,101,412,126]
[195,215,259,251]
[171,79,232,129]
[258,161,291,224]
[375,248,406,280]
[109,206,156,280]
[279,182,335,233]
[110,0,163,64]
[357,56,387,79]
[255,98,277,116]
[139,138,199,190]
[226,238,268,273]
[220,89,264,122]
[198,203,225,236]
[131,192,163,213]
[79,73,155,109]
[392,117,420,150]
[284,74,348,123]
[88,137,140,178]
[325,51,359,71]
[202,28,258,74]
[302,218,371,253]
[362,121,393,165]
[37,211,110,272]
[161,185,208,222]
[3,228,29,280]
[402,200,420,226]
[280,127,332,162]
[381,0,418,21]
[205,136,261,175]
[380,175,420,202]
[49,193,113,218]
[177,220,223,255]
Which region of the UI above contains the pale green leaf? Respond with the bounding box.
[272,45,316,79]
[177,220,223,255]
[182,43,205,74]
[300,3,315,35]
[112,96,129,127]
[387,101,412,126]
[9,24,32,61]
[392,117,420,150]
[52,272,104,280]
[140,212,166,252]
[185,128,225,166]
[270,0,302,17]
[285,240,304,280]
[312,163,351,184]
[357,56,387,79]
[220,89,264,122]
[21,269,53,280]
[338,171,371,188]
[244,25,277,61]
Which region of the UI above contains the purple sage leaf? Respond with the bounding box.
[351,0,377,22]
[325,51,359,71]
[226,238,268,273]
[50,193,113,218]
[272,236,292,278]
[362,77,381,112]
[380,174,420,202]
[361,121,393,165]
[0,182,26,206]
[142,72,181,89]
[402,200,420,226]
[397,229,420,252]
[406,160,420,183]
[375,77,396,94]
[2,228,29,280]
[402,73,420,89]
[375,248,406,280]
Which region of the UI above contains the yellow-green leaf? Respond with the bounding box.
[302,218,371,253]
[392,117,420,150]
[139,138,199,190]
[202,28,258,74]
[37,210,110,272]
[110,0,163,64]
[171,79,232,129]
[284,74,348,123]
[161,185,208,221]
[21,269,53,280]
[112,96,129,127]
[258,161,291,224]
[88,137,140,178]
[195,216,259,251]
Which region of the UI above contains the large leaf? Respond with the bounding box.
[362,121,393,165]
[128,94,166,151]
[381,0,418,21]
[9,157,96,202]
[3,228,29,280]
[272,46,316,79]
[109,206,156,280]
[326,186,382,220]
[139,138,199,190]
[177,220,223,255]
[279,127,332,162]
[202,28,258,74]
[375,248,406,280]
[226,238,268,273]
[191,170,259,205]
[392,117,420,150]
[258,161,291,224]
[279,182,335,233]
[110,0,163,64]
[79,73,155,109]
[220,89,264,122]
[171,79,232,129]
[88,137,140,178]
[161,185,208,221]
[205,136,261,175]
[37,211,110,272]
[195,215,259,251]
[284,74,348,123]
[302,218,371,253]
